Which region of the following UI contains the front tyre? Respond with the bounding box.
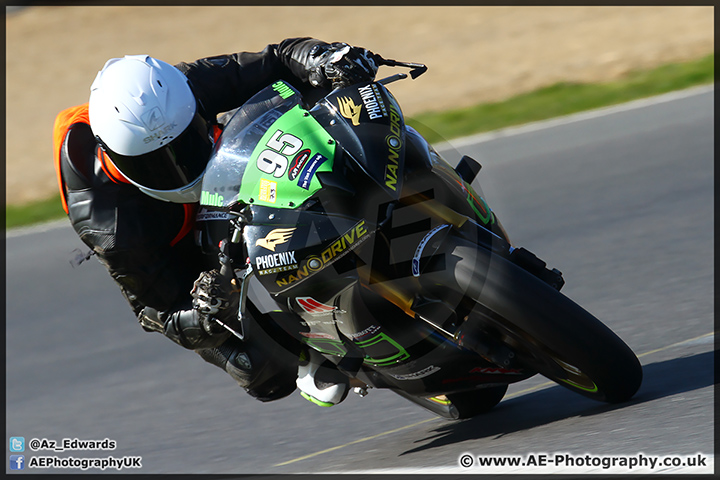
[452,244,643,403]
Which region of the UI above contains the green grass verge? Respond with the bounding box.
[5,53,714,230]
[408,53,714,144]
[6,193,67,229]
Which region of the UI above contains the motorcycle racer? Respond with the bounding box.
[53,38,379,404]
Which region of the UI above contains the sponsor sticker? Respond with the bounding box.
[469,366,523,375]
[357,84,388,120]
[255,227,295,252]
[201,191,225,207]
[289,149,312,180]
[412,224,452,277]
[384,103,402,191]
[347,325,381,340]
[338,97,362,126]
[390,365,441,381]
[297,154,328,190]
[276,220,369,288]
[296,297,339,316]
[256,251,298,275]
[299,331,337,340]
[196,208,231,222]
[259,179,278,203]
[272,81,295,99]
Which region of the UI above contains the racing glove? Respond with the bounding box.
[137,268,239,350]
[190,268,240,335]
[307,42,380,89]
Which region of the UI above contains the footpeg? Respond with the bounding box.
[353,386,369,397]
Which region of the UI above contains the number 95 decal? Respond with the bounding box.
[257,130,303,178]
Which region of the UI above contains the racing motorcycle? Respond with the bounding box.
[196,58,643,420]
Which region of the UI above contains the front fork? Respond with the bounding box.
[399,207,564,369]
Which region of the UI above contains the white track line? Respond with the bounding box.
[5,218,69,238]
[280,332,714,471]
[435,83,714,151]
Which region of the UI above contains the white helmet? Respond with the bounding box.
[89,55,212,203]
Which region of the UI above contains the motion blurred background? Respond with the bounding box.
[5,6,714,474]
[5,5,713,206]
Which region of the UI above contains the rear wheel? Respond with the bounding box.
[446,384,508,419]
[395,384,508,420]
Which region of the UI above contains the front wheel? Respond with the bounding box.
[451,245,643,403]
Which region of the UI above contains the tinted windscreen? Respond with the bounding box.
[200,82,301,207]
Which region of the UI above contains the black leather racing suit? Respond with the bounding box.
[56,38,333,401]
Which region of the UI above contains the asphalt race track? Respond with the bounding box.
[5,86,714,475]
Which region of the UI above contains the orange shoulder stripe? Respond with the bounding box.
[53,103,90,214]
[53,103,134,214]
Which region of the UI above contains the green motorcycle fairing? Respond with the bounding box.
[200,81,336,210]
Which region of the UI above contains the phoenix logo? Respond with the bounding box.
[337,97,362,126]
[256,227,296,252]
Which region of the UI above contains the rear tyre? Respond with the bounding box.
[446,384,508,419]
[394,384,508,420]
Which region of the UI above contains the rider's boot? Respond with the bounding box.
[296,348,350,407]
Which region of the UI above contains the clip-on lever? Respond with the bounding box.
[214,238,255,340]
[376,57,428,85]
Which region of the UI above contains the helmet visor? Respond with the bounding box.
[105,113,212,191]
